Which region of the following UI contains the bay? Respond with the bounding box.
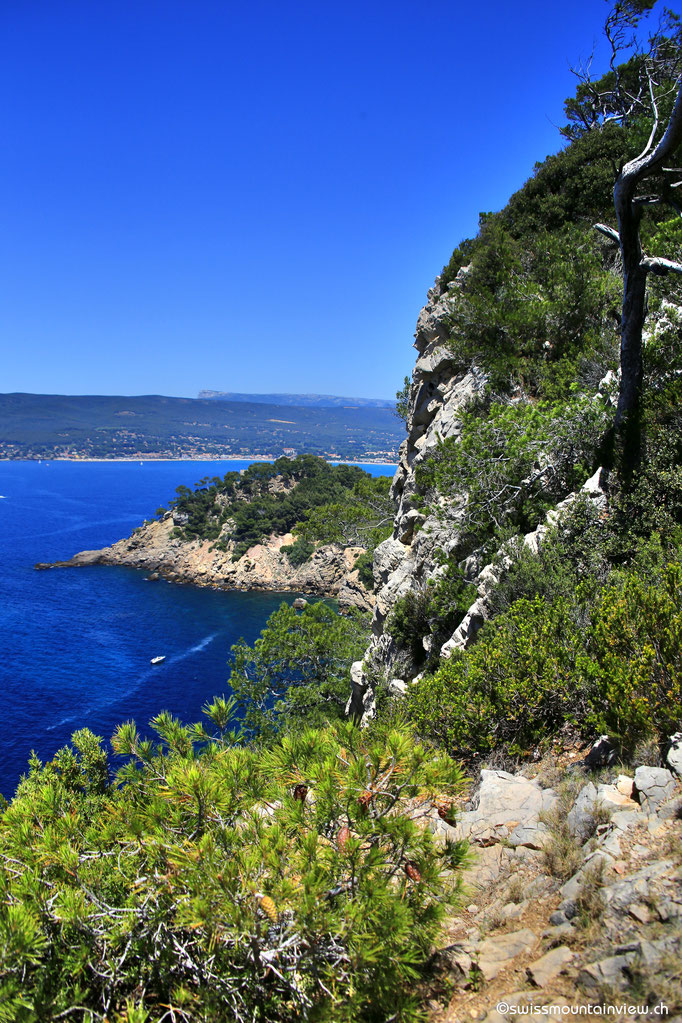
[0,459,395,799]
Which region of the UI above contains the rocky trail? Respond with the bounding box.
[424,739,682,1022]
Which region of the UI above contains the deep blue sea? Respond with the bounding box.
[0,459,395,800]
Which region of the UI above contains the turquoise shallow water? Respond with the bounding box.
[0,459,395,799]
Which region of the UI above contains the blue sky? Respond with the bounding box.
[1,0,674,400]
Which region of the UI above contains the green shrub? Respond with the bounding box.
[395,375,411,423]
[485,496,610,618]
[383,561,475,671]
[0,718,468,1022]
[409,551,682,760]
[409,595,587,758]
[281,536,315,567]
[416,396,609,558]
[585,561,682,748]
[353,551,375,589]
[386,591,431,667]
[229,601,371,739]
[424,556,476,658]
[443,223,620,397]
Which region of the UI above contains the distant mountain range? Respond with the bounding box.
[0,393,403,462]
[198,391,396,409]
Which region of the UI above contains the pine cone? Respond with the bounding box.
[259,896,278,923]
[293,784,309,803]
[337,825,351,851]
[404,861,421,883]
[435,801,457,826]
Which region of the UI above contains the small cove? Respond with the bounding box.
[0,459,394,798]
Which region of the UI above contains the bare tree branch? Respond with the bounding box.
[594,222,621,244]
[641,255,682,275]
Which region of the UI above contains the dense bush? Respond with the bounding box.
[353,552,375,589]
[385,560,475,671]
[444,224,620,397]
[408,595,586,757]
[281,536,315,567]
[0,717,467,1023]
[386,591,432,667]
[585,559,682,742]
[484,495,611,619]
[409,548,682,759]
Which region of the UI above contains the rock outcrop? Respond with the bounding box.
[348,274,487,717]
[39,515,375,612]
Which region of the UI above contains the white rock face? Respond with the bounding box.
[667,733,682,778]
[633,766,676,813]
[350,276,490,717]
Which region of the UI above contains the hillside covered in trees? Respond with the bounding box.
[3,5,682,1020]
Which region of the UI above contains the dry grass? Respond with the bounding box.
[542,810,583,881]
[541,777,585,881]
[574,859,607,942]
[626,940,682,1014]
[504,873,527,904]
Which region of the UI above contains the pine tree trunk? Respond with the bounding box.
[614,170,646,427]
[611,84,682,426]
[615,259,647,426]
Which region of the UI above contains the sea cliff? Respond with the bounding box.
[42,513,373,610]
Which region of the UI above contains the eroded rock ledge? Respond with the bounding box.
[36,515,374,612]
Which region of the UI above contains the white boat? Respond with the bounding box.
[150,655,166,665]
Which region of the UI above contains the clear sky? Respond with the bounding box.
[1,0,676,401]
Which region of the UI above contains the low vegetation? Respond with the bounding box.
[166,455,393,562]
[0,715,467,1022]
[408,529,682,760]
[415,395,610,559]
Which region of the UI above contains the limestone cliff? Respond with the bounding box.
[348,269,611,720]
[348,271,485,716]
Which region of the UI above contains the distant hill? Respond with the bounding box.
[0,393,402,461]
[198,391,396,409]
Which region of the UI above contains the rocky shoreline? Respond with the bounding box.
[36,514,375,612]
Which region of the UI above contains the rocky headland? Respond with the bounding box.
[37,509,375,612]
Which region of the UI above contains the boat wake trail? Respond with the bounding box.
[46,710,90,731]
[186,633,220,656]
[119,633,222,701]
